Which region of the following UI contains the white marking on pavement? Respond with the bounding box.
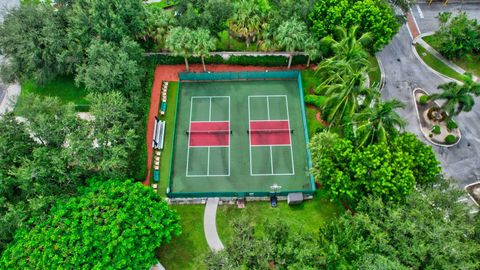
[416,4,424,19]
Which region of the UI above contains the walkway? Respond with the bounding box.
[143,63,310,185]
[203,198,224,252]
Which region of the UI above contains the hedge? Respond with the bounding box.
[304,94,325,108]
[146,54,310,67]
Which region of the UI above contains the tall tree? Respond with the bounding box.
[204,0,233,36]
[435,12,480,59]
[429,74,480,120]
[276,19,308,69]
[0,4,68,83]
[0,179,181,269]
[166,27,195,71]
[192,28,216,72]
[228,0,262,48]
[143,5,176,49]
[354,99,406,147]
[75,38,144,94]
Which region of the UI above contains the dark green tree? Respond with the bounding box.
[0,4,68,83]
[75,38,144,94]
[0,179,181,269]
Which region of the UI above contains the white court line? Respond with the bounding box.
[189,145,228,148]
[185,97,194,176]
[284,95,295,175]
[190,120,229,123]
[269,146,274,174]
[228,96,231,176]
[192,96,230,99]
[207,147,210,176]
[250,119,290,122]
[416,4,424,19]
[248,95,287,98]
[209,97,212,121]
[251,172,295,176]
[266,96,270,120]
[248,96,253,176]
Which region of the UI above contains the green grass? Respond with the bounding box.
[306,106,323,138]
[216,192,343,245]
[415,44,467,82]
[215,30,258,52]
[156,82,179,196]
[423,34,480,77]
[16,76,89,114]
[147,0,177,9]
[157,205,208,270]
[301,69,320,95]
[368,54,382,87]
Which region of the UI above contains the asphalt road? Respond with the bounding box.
[378,14,480,187]
[412,3,480,33]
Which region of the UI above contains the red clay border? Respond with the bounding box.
[143,63,312,185]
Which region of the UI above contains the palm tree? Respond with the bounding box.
[304,37,321,68]
[354,99,406,147]
[192,28,216,72]
[429,74,480,120]
[276,19,308,69]
[320,66,379,126]
[143,6,175,48]
[166,27,194,71]
[228,0,262,48]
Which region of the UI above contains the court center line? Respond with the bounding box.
[228,96,231,176]
[248,96,253,176]
[266,96,270,120]
[284,95,295,175]
[207,146,210,176]
[185,97,194,177]
[209,97,212,121]
[270,146,274,175]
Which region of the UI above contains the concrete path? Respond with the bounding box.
[150,261,166,270]
[204,198,224,252]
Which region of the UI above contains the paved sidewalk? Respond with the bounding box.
[0,83,20,115]
[204,198,224,252]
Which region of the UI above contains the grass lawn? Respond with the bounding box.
[147,0,177,9]
[423,35,480,77]
[216,30,258,52]
[301,69,319,95]
[155,82,179,196]
[415,44,467,82]
[368,54,382,87]
[16,76,89,114]
[216,192,343,245]
[306,106,323,137]
[157,204,209,270]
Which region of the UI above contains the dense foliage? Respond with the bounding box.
[435,12,480,59]
[207,181,480,269]
[0,93,140,253]
[310,132,441,204]
[308,0,399,52]
[0,179,181,269]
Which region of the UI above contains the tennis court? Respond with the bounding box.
[168,71,315,197]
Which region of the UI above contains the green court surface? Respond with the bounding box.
[168,72,314,197]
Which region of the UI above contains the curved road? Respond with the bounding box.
[378,24,480,187]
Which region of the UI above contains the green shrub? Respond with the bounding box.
[431,125,441,135]
[447,120,458,130]
[419,95,429,105]
[146,54,309,67]
[147,54,224,65]
[304,95,325,108]
[444,134,458,144]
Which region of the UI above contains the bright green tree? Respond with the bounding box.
[354,99,406,147]
[0,179,181,269]
[435,12,480,59]
[276,19,308,69]
[192,28,216,72]
[310,132,440,204]
[304,37,321,67]
[429,74,480,120]
[143,5,176,48]
[0,4,68,83]
[166,27,195,71]
[308,0,399,52]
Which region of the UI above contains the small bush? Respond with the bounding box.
[304,95,325,108]
[419,95,429,105]
[447,120,458,130]
[445,134,458,144]
[431,125,441,135]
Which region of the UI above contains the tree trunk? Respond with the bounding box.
[288,54,293,69]
[307,56,311,68]
[201,55,206,72]
[184,57,189,72]
[228,30,231,50]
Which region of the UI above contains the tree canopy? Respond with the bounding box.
[308,0,399,52]
[0,178,181,269]
[310,132,441,204]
